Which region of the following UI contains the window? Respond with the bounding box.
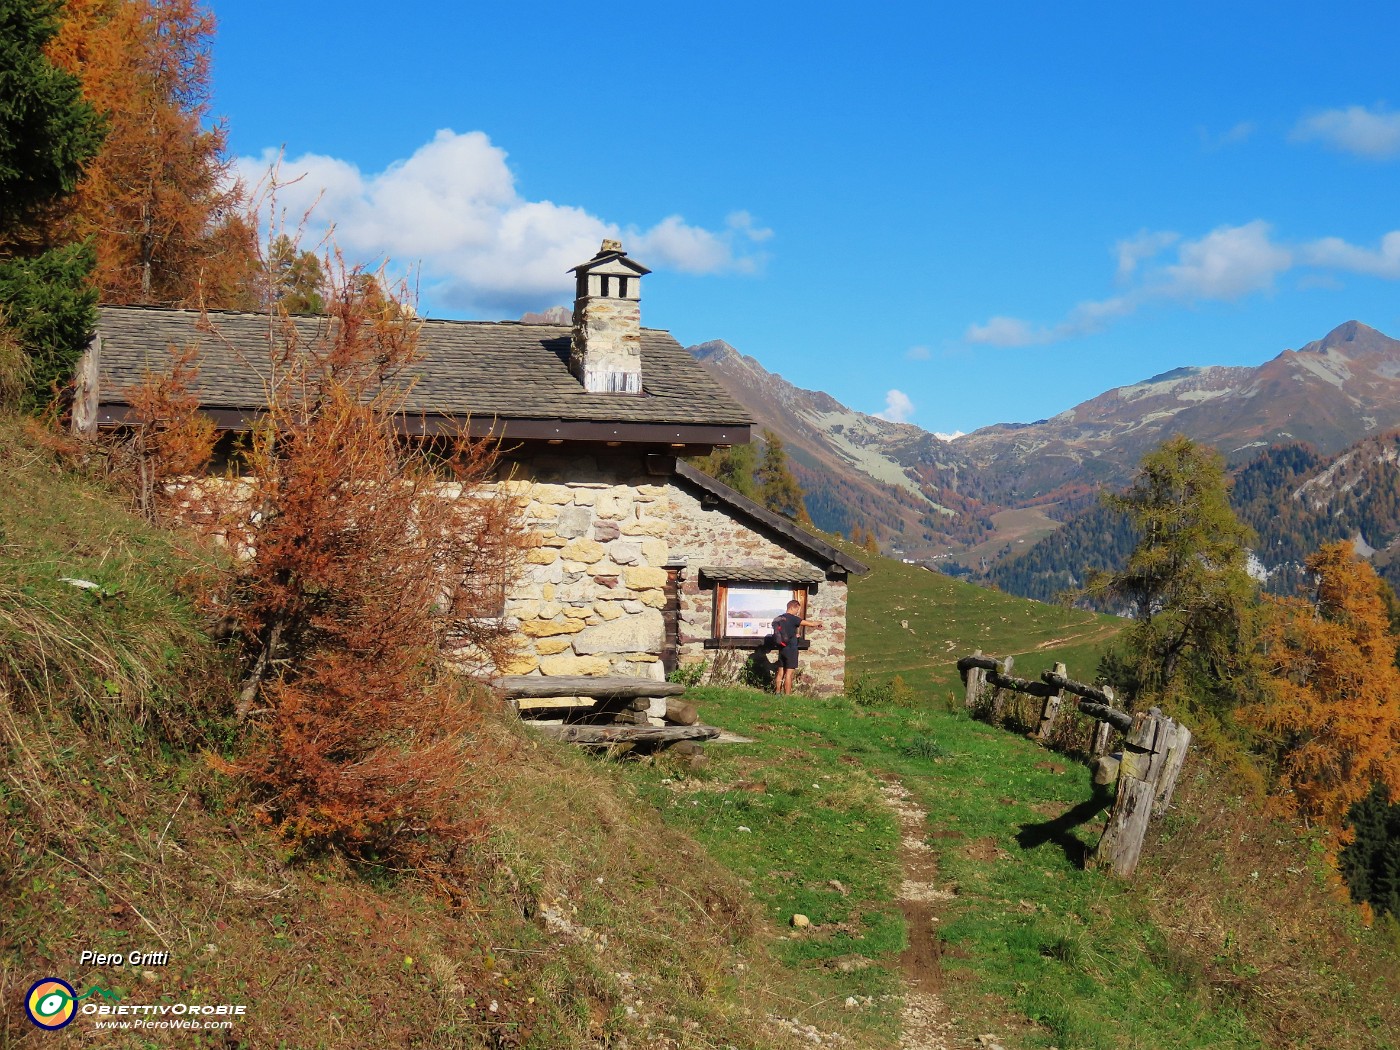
[708,581,808,648]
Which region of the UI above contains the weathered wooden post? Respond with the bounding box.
[961,649,987,711]
[1090,707,1189,878]
[1034,662,1066,741]
[1090,686,1116,757]
[1151,718,1192,818]
[991,655,1013,724]
[1039,667,1119,755]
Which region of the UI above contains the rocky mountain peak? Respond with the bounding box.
[685,319,1400,562]
[688,339,742,363]
[1295,319,1396,359]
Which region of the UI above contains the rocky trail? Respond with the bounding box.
[880,777,957,1050]
[881,778,1014,1050]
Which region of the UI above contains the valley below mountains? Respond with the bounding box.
[687,321,1400,598]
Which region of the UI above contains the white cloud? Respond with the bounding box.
[966,221,1309,348]
[966,316,1045,347]
[934,430,965,442]
[966,295,1133,347]
[1302,231,1400,278]
[1161,221,1292,300]
[905,344,931,361]
[237,130,768,315]
[1115,229,1179,281]
[1292,105,1400,159]
[725,210,774,243]
[875,389,915,423]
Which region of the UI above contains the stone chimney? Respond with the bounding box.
[568,239,651,393]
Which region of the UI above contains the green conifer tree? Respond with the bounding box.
[1084,435,1263,719]
[1340,782,1400,919]
[755,428,811,525]
[0,0,105,408]
[689,441,758,501]
[269,235,327,314]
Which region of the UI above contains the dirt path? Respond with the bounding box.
[879,778,958,1050]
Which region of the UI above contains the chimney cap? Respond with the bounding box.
[568,239,651,277]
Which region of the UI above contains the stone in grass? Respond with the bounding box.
[824,954,873,973]
[790,914,811,929]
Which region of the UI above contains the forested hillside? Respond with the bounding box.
[988,433,1400,602]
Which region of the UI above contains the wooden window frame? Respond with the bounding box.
[704,581,810,650]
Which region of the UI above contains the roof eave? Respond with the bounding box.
[94,404,751,446]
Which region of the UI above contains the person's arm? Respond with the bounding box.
[799,617,823,628]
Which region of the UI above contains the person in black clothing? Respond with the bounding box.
[771,599,822,695]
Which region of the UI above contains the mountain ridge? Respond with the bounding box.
[686,320,1400,564]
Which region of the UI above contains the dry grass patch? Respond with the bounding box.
[1140,760,1400,1049]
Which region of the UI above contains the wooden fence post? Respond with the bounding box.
[1090,685,1116,757]
[1090,707,1188,878]
[962,649,986,711]
[991,655,1013,723]
[1035,661,1066,741]
[1151,719,1192,818]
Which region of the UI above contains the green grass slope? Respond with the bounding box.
[0,421,843,1049]
[4,428,1396,1049]
[845,542,1122,697]
[636,680,1400,1050]
[627,542,1399,1049]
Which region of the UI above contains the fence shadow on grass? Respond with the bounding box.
[1015,785,1115,868]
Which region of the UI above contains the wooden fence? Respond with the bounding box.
[956,651,1191,878]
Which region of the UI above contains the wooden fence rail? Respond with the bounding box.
[956,650,1191,878]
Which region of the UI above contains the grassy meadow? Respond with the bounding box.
[3,420,1398,1048]
[843,548,1122,699]
[0,420,826,1049]
[627,542,1400,1049]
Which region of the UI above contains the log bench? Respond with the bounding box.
[493,676,686,701]
[493,675,709,749]
[528,723,721,745]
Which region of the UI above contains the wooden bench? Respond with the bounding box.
[528,723,720,745]
[494,675,686,701]
[493,675,716,748]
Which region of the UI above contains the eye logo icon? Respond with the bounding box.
[25,978,78,1030]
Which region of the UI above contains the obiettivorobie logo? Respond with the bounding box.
[24,978,120,1030]
[24,975,246,1032]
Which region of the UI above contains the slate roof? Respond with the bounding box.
[93,306,751,428]
[698,566,826,585]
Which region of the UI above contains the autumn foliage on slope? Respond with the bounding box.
[47,0,259,307]
[206,270,526,867]
[109,342,216,521]
[1245,542,1400,851]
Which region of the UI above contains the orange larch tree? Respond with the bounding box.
[47,0,258,307]
[210,259,525,867]
[1245,541,1400,848]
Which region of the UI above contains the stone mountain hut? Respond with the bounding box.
[74,240,867,694]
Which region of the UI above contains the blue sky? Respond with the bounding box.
[214,1,1400,436]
